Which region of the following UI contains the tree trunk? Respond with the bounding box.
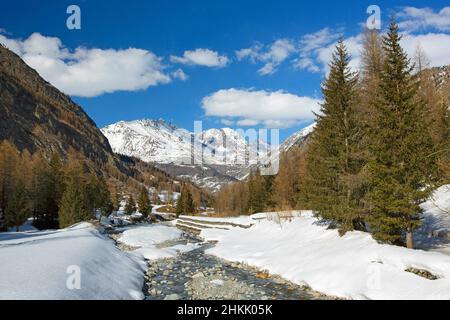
[406,227,414,249]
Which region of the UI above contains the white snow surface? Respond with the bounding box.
[198,186,450,300]
[117,224,197,260]
[118,225,182,247]
[0,223,146,300]
[416,185,450,254]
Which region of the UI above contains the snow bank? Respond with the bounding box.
[118,225,181,247]
[201,212,450,300]
[413,185,450,258]
[0,223,146,300]
[178,214,257,226]
[117,224,197,260]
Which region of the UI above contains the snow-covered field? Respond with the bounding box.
[0,223,146,300]
[195,185,450,300]
[117,224,199,260]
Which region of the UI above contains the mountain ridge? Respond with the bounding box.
[101,118,316,190]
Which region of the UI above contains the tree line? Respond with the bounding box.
[0,141,155,230]
[215,20,450,248]
[0,141,117,230]
[0,140,206,231]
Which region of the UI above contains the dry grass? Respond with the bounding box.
[156,205,175,213]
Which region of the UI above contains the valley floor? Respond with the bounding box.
[0,185,449,300]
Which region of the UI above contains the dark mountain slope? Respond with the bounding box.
[0,45,112,163]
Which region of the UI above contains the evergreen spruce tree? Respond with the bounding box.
[109,184,121,212]
[85,173,100,216]
[48,153,64,227]
[0,141,20,215]
[85,174,112,220]
[137,186,151,217]
[176,185,195,216]
[367,19,439,248]
[439,103,450,181]
[94,175,113,220]
[184,187,195,214]
[246,171,269,214]
[124,195,136,215]
[31,152,64,229]
[4,179,31,232]
[31,153,50,228]
[175,187,185,217]
[58,165,91,228]
[301,40,366,233]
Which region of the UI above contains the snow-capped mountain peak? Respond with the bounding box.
[101,119,316,191]
[101,119,270,166]
[101,119,193,164]
[280,122,316,152]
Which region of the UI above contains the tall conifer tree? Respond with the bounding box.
[302,40,365,233]
[367,19,438,248]
[137,186,151,217]
[124,195,136,215]
[58,163,91,228]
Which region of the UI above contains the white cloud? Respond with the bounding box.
[172,68,188,81]
[0,28,11,35]
[202,88,321,129]
[236,119,260,126]
[299,31,450,75]
[236,39,296,75]
[236,44,262,62]
[220,119,235,126]
[294,28,342,73]
[398,7,450,32]
[170,48,229,68]
[0,32,172,97]
[401,33,450,67]
[236,29,342,75]
[314,34,363,75]
[293,7,450,74]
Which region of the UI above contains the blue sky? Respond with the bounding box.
[1,0,450,141]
